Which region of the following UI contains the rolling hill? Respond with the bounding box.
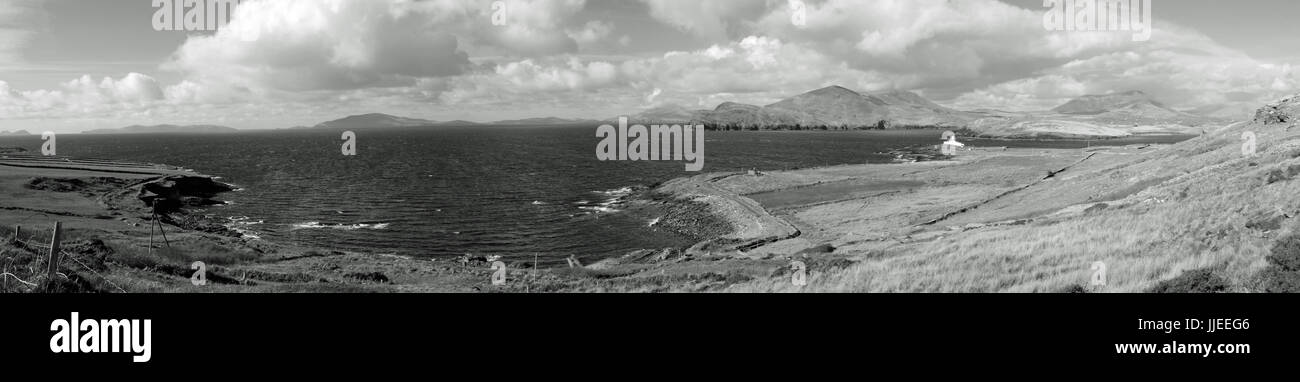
[965,91,1220,138]
[313,113,439,129]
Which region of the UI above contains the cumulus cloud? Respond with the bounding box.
[166,0,474,92]
[0,73,166,118]
[627,35,885,97]
[752,0,1141,93]
[486,0,587,55]
[630,0,1152,96]
[948,41,1300,118]
[495,57,621,92]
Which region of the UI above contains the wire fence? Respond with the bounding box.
[2,222,128,293]
[0,272,37,288]
[11,235,50,250]
[62,250,126,293]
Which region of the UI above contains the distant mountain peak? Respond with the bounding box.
[313,113,437,129]
[1053,91,1164,115]
[806,85,862,97]
[714,102,760,112]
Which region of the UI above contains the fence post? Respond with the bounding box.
[11,225,17,243]
[45,222,62,291]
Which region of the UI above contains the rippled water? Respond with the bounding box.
[1,127,1192,264]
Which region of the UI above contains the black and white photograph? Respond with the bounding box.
[0,0,1297,366]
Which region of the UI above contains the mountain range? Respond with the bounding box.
[0,130,31,136]
[60,86,1220,139]
[621,85,973,130]
[617,86,1220,138]
[964,90,1220,138]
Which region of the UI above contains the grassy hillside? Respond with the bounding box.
[739,96,1300,292]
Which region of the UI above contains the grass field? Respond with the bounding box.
[727,98,1300,293]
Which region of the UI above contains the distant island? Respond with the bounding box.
[0,130,31,136]
[81,124,239,135]
[310,113,441,129]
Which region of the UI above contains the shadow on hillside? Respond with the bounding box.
[1259,234,1300,292]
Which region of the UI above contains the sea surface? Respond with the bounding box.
[0,127,1194,264]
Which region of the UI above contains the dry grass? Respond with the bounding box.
[730,111,1300,293]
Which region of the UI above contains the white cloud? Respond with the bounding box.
[0,73,165,114]
[487,0,588,55]
[494,57,621,92]
[166,0,474,92]
[948,48,1300,118]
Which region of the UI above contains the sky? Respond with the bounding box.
[3,0,1300,132]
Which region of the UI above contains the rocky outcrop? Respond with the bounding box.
[1253,95,1300,125]
[137,176,235,212]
